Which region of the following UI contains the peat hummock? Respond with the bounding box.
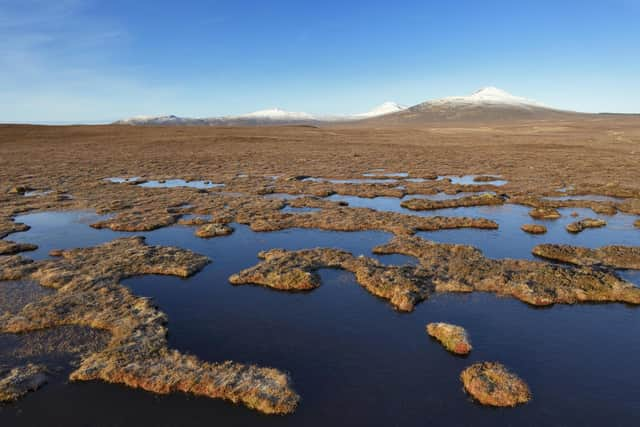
[460,362,531,407]
[533,244,640,270]
[566,218,607,233]
[231,236,640,309]
[0,237,299,414]
[521,224,547,234]
[426,323,472,355]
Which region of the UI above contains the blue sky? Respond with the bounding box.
[2,0,639,122]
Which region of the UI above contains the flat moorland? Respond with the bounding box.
[0,118,639,415]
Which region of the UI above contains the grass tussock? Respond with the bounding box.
[528,207,561,220]
[0,364,47,402]
[460,362,531,407]
[533,244,640,270]
[426,323,472,355]
[520,224,547,234]
[565,218,607,233]
[0,237,299,413]
[401,193,504,211]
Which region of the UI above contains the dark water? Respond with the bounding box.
[1,205,640,426]
[323,197,638,260]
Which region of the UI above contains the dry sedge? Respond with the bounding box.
[0,237,299,414]
[565,218,607,233]
[473,175,503,182]
[230,235,640,311]
[1,123,640,414]
[426,323,472,355]
[0,364,47,402]
[401,193,504,211]
[532,244,640,270]
[520,224,547,234]
[0,220,30,240]
[528,207,561,220]
[230,248,428,311]
[460,362,531,407]
[244,207,498,237]
[0,240,38,255]
[195,223,234,238]
[373,235,640,306]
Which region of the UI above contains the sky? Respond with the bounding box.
[1,0,639,123]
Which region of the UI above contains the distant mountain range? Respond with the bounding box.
[114,87,584,126]
[115,102,407,126]
[362,87,584,125]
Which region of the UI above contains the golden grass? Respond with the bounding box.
[426,323,472,355]
[460,362,531,407]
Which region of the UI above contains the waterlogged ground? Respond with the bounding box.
[1,202,639,426]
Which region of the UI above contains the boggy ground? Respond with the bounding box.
[1,122,640,240]
[0,237,299,414]
[533,244,640,270]
[460,362,531,407]
[231,236,640,309]
[1,120,640,413]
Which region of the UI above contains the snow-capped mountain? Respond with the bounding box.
[354,102,407,118]
[114,87,576,126]
[363,87,577,125]
[430,87,545,107]
[115,102,407,125]
[233,108,315,120]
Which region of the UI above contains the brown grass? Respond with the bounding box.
[426,323,472,355]
[230,236,640,311]
[460,362,531,407]
[373,235,640,306]
[0,240,37,255]
[0,237,299,413]
[533,244,640,269]
[401,194,504,211]
[0,364,47,402]
[528,207,561,220]
[566,218,607,233]
[521,224,547,234]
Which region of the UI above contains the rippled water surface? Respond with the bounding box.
[1,203,639,426]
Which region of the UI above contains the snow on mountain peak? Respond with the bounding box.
[235,108,315,120]
[356,101,407,118]
[432,87,544,107]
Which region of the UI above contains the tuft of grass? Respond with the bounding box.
[460,362,531,407]
[427,322,472,355]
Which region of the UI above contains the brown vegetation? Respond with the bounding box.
[426,323,472,355]
[460,362,531,407]
[473,175,503,182]
[0,220,30,240]
[229,248,428,311]
[528,207,561,220]
[373,235,640,306]
[244,208,498,236]
[401,193,504,211]
[0,364,48,402]
[533,244,640,270]
[195,223,234,238]
[0,241,37,255]
[566,218,607,233]
[0,120,640,412]
[520,224,547,234]
[0,237,299,413]
[230,236,640,310]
